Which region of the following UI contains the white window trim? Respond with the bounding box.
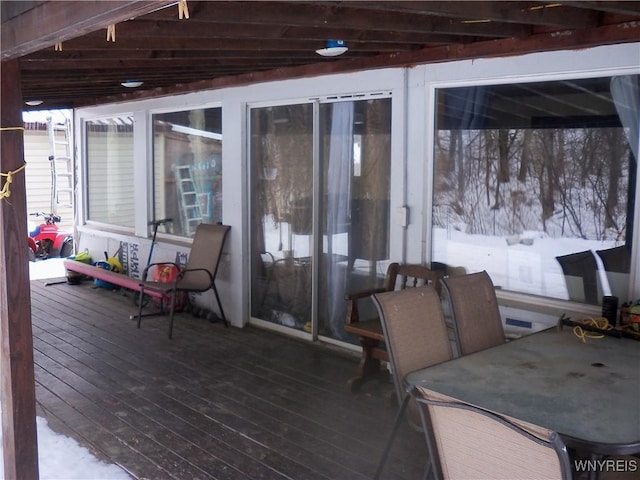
[420,43,640,306]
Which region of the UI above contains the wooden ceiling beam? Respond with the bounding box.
[24,71,255,88]
[1,0,175,60]
[335,1,599,29]
[21,49,330,61]
[20,57,314,71]
[559,1,640,15]
[78,19,466,45]
[10,1,639,111]
[25,16,630,112]
[29,36,423,53]
[144,1,530,38]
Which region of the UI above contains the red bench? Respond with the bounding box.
[63,259,166,300]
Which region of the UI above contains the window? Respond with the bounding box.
[250,98,392,340]
[152,108,222,237]
[86,116,135,228]
[432,75,638,304]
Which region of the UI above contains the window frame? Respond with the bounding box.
[141,103,221,239]
[425,68,640,305]
[83,113,136,232]
[150,105,224,239]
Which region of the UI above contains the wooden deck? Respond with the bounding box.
[30,277,426,480]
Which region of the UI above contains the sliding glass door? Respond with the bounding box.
[250,104,314,331]
[250,96,392,342]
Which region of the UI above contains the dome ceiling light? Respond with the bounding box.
[316,40,348,57]
[121,80,143,88]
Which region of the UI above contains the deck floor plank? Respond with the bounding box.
[30,278,425,479]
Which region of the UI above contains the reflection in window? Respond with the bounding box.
[319,99,392,339]
[250,98,392,340]
[152,108,222,237]
[432,75,638,304]
[250,104,314,331]
[86,116,134,227]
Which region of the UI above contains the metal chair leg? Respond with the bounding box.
[168,290,177,339]
[136,287,144,328]
[421,456,433,480]
[374,394,410,480]
[588,453,603,480]
[212,284,229,327]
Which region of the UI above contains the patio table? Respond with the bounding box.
[406,325,640,456]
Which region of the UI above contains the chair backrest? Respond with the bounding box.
[179,223,230,291]
[596,246,631,302]
[384,262,444,296]
[412,385,572,480]
[344,262,443,326]
[441,270,505,356]
[555,250,601,305]
[372,286,453,423]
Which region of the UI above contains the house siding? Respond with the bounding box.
[24,126,74,233]
[72,43,640,332]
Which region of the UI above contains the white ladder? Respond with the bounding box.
[174,165,203,236]
[47,116,74,209]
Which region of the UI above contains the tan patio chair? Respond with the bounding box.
[371,285,453,479]
[134,223,230,339]
[441,270,505,356]
[344,262,444,392]
[411,385,572,480]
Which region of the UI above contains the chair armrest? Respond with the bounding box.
[344,287,387,302]
[179,267,214,285]
[345,287,387,325]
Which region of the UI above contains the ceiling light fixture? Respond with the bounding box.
[121,80,143,88]
[25,100,43,106]
[316,40,348,57]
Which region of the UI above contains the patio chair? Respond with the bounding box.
[134,223,230,339]
[343,262,444,392]
[411,385,572,480]
[441,270,505,356]
[596,245,631,303]
[555,250,602,305]
[372,285,453,479]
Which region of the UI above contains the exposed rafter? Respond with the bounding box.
[2,1,638,110]
[1,1,175,60]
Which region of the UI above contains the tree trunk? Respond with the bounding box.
[605,129,623,231]
[518,130,531,182]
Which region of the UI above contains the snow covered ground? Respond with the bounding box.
[0,414,131,479]
[28,257,67,281]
